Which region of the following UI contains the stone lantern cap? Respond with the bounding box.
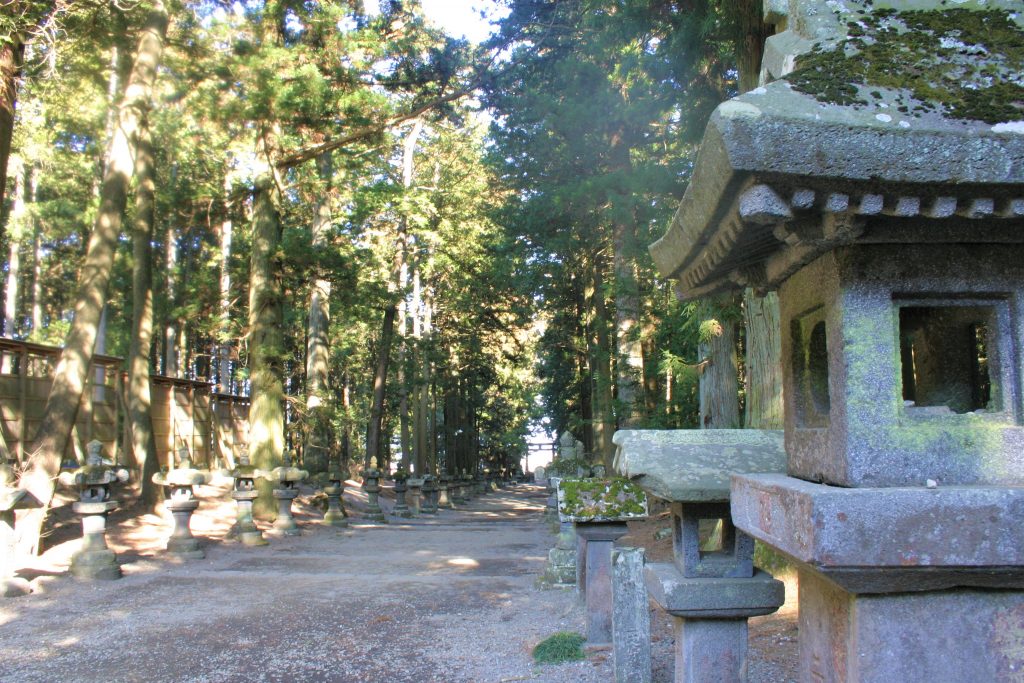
[649,0,1024,300]
[0,461,32,512]
[612,430,785,503]
[153,460,212,488]
[62,441,129,490]
[556,478,649,523]
[261,466,308,484]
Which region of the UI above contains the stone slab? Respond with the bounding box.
[732,473,1024,592]
[645,563,784,618]
[675,618,748,683]
[613,429,785,503]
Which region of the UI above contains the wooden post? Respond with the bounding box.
[17,346,27,462]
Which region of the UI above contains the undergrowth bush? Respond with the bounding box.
[532,631,586,664]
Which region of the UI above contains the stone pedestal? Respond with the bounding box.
[613,547,651,683]
[392,475,411,517]
[166,497,205,559]
[577,522,630,647]
[70,500,121,579]
[269,487,301,536]
[733,473,1024,683]
[542,520,577,586]
[323,480,348,527]
[230,489,267,545]
[437,473,453,509]
[408,478,423,516]
[421,476,438,514]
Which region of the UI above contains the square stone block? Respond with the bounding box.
[780,244,1024,487]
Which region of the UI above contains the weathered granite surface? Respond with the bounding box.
[645,564,784,619]
[613,430,785,503]
[732,473,1024,592]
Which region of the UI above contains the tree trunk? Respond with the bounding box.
[699,315,741,429]
[248,174,285,519]
[590,255,616,469]
[365,118,422,468]
[218,177,233,393]
[0,40,23,215]
[18,0,168,554]
[304,152,333,474]
[30,164,42,334]
[4,157,25,343]
[743,288,783,428]
[128,114,161,511]
[163,223,178,376]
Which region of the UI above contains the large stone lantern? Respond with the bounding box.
[64,440,129,579]
[649,2,1024,680]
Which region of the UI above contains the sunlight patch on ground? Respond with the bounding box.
[446,557,480,568]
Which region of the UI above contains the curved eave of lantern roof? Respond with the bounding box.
[650,2,1024,301]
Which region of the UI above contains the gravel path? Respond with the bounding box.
[0,483,796,682]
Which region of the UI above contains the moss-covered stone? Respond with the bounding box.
[788,8,1024,123]
[557,477,648,522]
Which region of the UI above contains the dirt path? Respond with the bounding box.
[0,483,796,683]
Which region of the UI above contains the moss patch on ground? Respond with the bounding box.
[788,8,1024,123]
[532,631,586,664]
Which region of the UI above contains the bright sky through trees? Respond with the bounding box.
[363,0,507,43]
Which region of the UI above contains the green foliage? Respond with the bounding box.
[532,631,586,665]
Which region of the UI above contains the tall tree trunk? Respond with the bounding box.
[248,174,285,519]
[304,152,333,473]
[590,254,616,469]
[575,270,593,456]
[163,223,178,376]
[699,314,741,429]
[128,114,161,511]
[218,177,233,393]
[397,262,410,470]
[743,289,783,428]
[4,157,25,342]
[365,118,422,468]
[30,164,42,334]
[18,0,168,554]
[0,40,23,215]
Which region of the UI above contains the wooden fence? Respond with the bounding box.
[0,338,250,468]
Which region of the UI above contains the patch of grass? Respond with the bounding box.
[532,631,586,664]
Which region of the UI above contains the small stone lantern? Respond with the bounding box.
[360,457,387,523]
[614,430,787,682]
[152,447,212,559]
[323,468,349,527]
[557,477,648,648]
[228,453,267,546]
[391,468,411,517]
[261,456,308,536]
[65,440,129,579]
[407,476,424,516]
[438,470,454,509]
[420,474,438,514]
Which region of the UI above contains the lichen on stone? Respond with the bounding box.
[787,8,1024,123]
[558,477,648,521]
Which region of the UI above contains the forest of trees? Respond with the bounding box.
[0,0,780,542]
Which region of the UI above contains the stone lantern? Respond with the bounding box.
[614,430,786,682]
[391,468,411,517]
[261,456,308,536]
[437,470,453,509]
[360,457,387,522]
[152,447,211,559]
[227,452,268,545]
[323,467,349,528]
[648,2,1024,679]
[420,474,438,514]
[64,440,129,579]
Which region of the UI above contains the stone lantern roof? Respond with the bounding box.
[650,0,1024,299]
